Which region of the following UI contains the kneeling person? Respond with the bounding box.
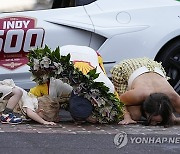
[0,79,59,125]
[111,57,180,127]
[0,79,23,124]
[61,45,122,123]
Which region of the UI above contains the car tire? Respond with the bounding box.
[156,40,180,95]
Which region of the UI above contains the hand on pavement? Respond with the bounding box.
[118,119,137,125]
[43,121,57,125]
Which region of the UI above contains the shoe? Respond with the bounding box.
[1,113,22,124]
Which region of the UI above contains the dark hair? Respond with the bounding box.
[69,92,93,122]
[142,93,173,127]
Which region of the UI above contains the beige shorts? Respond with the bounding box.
[0,85,13,112]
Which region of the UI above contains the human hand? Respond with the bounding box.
[43,121,57,125]
[118,118,137,125]
[172,114,180,125]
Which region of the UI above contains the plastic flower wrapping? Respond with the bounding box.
[27,45,124,123]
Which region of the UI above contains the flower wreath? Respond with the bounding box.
[27,45,124,123]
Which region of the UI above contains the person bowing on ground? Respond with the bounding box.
[111,57,180,127]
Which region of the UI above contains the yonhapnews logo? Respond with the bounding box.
[114,131,180,149]
[114,131,128,148]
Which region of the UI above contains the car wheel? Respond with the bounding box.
[157,40,180,95]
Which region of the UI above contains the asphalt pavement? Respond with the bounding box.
[0,110,180,154]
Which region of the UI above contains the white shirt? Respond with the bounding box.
[60,45,115,93]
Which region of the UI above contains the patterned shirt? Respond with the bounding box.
[110,57,168,95]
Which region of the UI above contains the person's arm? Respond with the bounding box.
[118,106,137,125]
[120,89,146,106]
[172,113,180,125]
[25,108,56,125]
[61,82,73,95]
[169,93,180,114]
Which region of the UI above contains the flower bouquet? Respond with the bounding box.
[27,45,124,123]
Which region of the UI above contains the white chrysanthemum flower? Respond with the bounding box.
[42,74,49,82]
[40,56,51,68]
[33,59,40,70]
[84,93,91,100]
[91,97,105,107]
[97,98,106,106]
[53,62,63,74]
[100,106,112,117]
[90,89,100,97]
[109,111,117,120]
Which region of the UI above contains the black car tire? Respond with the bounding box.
[156,40,180,94]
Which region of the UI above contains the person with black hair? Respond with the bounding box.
[142,93,174,126]
[69,92,93,123]
[60,45,122,124]
[28,45,123,124]
[111,57,180,127]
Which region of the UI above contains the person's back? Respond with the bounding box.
[113,58,180,107]
[131,72,180,111]
[60,45,115,93]
[132,72,175,96]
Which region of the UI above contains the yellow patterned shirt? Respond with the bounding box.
[110,57,168,95]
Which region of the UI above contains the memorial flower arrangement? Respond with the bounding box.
[27,45,124,123]
[27,45,73,85]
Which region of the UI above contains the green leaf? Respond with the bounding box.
[27,45,124,123]
[44,44,51,55]
[87,68,99,80]
[54,46,61,60]
[87,68,96,76]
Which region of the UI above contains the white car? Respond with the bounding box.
[0,0,179,94]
